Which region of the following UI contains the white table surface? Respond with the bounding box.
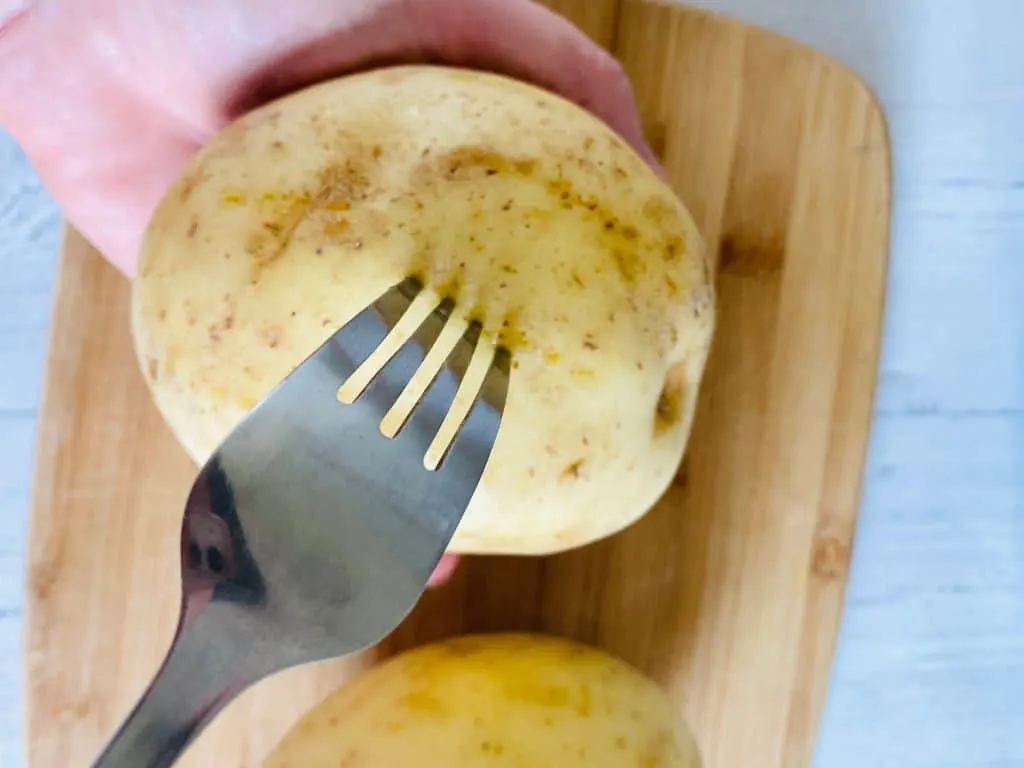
[1,1,1022,766]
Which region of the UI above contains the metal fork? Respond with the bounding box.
[91,278,508,767]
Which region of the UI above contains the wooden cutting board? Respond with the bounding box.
[25,2,891,766]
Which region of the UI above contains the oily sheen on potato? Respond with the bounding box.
[132,65,715,555]
[263,634,701,767]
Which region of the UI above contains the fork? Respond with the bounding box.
[91,278,509,767]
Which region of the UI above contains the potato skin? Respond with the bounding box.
[263,634,701,767]
[132,65,714,555]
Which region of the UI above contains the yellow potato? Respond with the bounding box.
[132,65,715,555]
[264,634,701,767]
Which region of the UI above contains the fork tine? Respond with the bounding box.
[319,284,414,385]
[422,333,496,470]
[435,350,509,481]
[337,279,435,404]
[379,303,464,438]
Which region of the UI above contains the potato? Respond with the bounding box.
[132,65,715,555]
[263,634,701,767]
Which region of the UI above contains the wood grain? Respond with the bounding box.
[24,2,891,766]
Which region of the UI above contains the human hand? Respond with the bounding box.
[0,0,657,586]
[0,0,656,275]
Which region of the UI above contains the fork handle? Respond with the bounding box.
[90,614,249,768]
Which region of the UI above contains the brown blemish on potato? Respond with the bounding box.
[497,313,529,351]
[261,326,283,349]
[562,459,586,480]
[416,145,539,183]
[324,217,350,236]
[571,366,596,379]
[643,196,674,223]
[611,248,643,284]
[245,192,312,277]
[186,217,199,238]
[398,690,446,717]
[655,363,687,437]
[221,190,247,206]
[583,334,598,350]
[178,168,205,202]
[664,236,684,262]
[480,740,505,756]
[317,156,374,204]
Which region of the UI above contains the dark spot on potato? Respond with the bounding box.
[611,248,642,284]
[261,326,283,348]
[583,334,598,350]
[245,192,312,275]
[419,145,539,183]
[643,196,675,224]
[664,236,684,262]
[655,364,687,437]
[178,169,204,202]
[480,740,505,756]
[186,217,199,238]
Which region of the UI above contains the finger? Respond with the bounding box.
[0,4,200,275]
[427,554,460,588]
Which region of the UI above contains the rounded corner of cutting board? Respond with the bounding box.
[24,2,893,767]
